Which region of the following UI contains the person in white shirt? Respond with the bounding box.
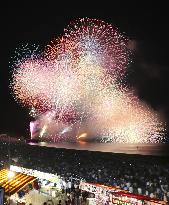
[68,181,72,193]
[163,194,167,201]
[74,183,78,189]
[126,182,131,188]
[129,186,133,193]
[137,187,142,195]
[150,193,154,198]
[145,190,149,196]
[62,180,66,191]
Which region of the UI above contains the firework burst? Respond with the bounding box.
[10,18,166,143]
[90,89,165,143]
[46,18,130,81]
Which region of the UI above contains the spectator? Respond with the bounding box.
[0,138,169,202]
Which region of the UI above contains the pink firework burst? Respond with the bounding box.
[46,18,130,81]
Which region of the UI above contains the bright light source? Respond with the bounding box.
[77,132,87,139]
[7,171,15,179]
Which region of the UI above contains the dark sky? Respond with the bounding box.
[0,4,169,139]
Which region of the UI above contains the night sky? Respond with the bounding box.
[0,4,169,139]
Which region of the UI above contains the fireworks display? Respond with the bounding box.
[11,18,166,143]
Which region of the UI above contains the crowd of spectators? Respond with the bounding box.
[0,138,169,202]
